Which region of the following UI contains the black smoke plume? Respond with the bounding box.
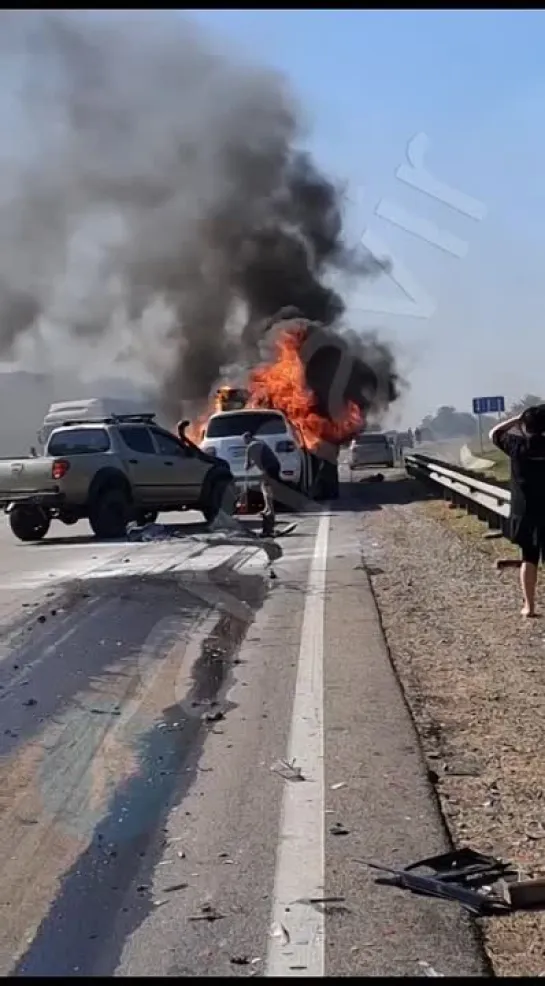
[0,11,398,423]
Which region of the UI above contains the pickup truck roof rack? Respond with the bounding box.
[59,413,157,427]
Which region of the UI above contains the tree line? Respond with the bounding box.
[418,394,544,440]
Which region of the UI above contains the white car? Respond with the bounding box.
[200,408,306,494]
[348,432,394,470]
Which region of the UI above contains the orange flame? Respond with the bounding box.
[247,323,363,450]
[182,321,364,450]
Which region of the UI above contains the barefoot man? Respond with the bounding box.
[242,430,281,536]
[489,404,545,617]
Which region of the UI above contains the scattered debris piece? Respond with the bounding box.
[496,558,521,570]
[22,698,37,707]
[230,956,250,966]
[271,922,290,945]
[331,781,346,790]
[188,903,224,922]
[361,472,384,484]
[37,615,47,624]
[330,822,350,836]
[357,847,545,916]
[483,531,502,540]
[270,758,305,782]
[163,882,188,894]
[203,710,225,723]
[418,960,445,977]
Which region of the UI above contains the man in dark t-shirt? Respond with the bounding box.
[490,404,545,617]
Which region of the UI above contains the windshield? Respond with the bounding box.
[355,434,388,446]
[205,412,288,439]
[48,427,111,455]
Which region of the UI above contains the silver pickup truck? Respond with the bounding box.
[0,413,236,542]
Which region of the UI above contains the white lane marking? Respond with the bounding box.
[266,511,330,978]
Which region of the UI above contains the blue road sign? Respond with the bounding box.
[472,396,505,415]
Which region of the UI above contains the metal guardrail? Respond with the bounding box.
[404,451,511,534]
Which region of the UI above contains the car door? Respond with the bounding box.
[150,429,210,504]
[118,426,165,505]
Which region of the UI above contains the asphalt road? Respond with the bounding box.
[0,470,488,977]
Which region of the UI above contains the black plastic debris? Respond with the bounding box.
[203,710,225,723]
[330,822,350,836]
[188,903,224,922]
[357,847,545,916]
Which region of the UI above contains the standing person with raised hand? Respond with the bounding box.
[490,404,545,617]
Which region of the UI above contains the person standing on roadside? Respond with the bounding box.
[242,430,281,535]
[489,404,545,617]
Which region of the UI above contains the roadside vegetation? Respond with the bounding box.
[470,442,510,484]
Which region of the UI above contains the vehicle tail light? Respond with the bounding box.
[52,459,70,480]
[276,440,295,453]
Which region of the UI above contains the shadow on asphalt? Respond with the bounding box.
[7,565,268,977]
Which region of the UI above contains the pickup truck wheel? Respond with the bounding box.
[89,488,130,540]
[202,477,237,524]
[10,505,50,542]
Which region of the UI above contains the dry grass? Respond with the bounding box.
[424,500,519,561]
[470,443,510,484]
[364,494,545,977]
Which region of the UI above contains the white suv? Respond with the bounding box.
[200,409,304,493]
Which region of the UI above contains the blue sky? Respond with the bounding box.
[189,9,545,426]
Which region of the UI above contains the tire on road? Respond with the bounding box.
[9,504,51,542]
[201,476,237,524]
[89,487,130,540]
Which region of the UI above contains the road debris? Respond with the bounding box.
[22,697,37,707]
[270,758,305,782]
[162,882,188,894]
[358,847,545,916]
[418,960,445,977]
[330,822,349,836]
[203,710,225,723]
[188,903,224,922]
[331,781,346,790]
[271,922,290,945]
[230,956,250,966]
[360,472,384,484]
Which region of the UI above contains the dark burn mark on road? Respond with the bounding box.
[11,564,267,977]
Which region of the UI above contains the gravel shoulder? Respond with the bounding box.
[362,478,545,978]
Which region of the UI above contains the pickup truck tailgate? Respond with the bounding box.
[0,458,56,498]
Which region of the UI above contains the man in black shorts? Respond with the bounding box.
[490,404,545,617]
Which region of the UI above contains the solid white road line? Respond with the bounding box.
[265,511,330,978]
